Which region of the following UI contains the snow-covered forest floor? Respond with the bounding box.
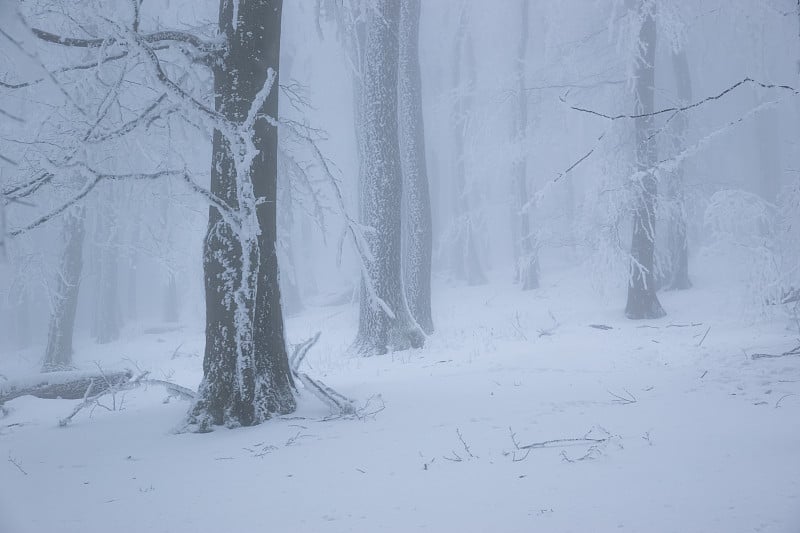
[1,261,799,533]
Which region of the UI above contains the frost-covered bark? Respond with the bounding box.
[352,0,424,355]
[450,7,486,286]
[511,0,539,291]
[662,49,692,291]
[625,3,666,319]
[91,190,121,343]
[187,0,295,430]
[42,206,86,371]
[399,0,434,334]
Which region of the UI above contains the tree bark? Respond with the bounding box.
[625,3,666,319]
[399,0,434,334]
[187,0,295,430]
[512,0,539,291]
[43,206,86,371]
[353,0,424,355]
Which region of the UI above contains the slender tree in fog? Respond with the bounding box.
[625,0,666,320]
[511,0,539,291]
[91,187,122,344]
[399,0,434,334]
[450,4,486,286]
[352,0,424,355]
[42,206,85,371]
[661,47,692,291]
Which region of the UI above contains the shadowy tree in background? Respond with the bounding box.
[625,0,666,319]
[450,5,486,286]
[352,0,424,355]
[511,0,539,291]
[399,0,434,334]
[42,205,85,371]
[91,187,122,344]
[661,48,692,291]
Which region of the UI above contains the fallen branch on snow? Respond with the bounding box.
[508,426,618,462]
[0,369,133,406]
[751,343,800,360]
[289,332,356,416]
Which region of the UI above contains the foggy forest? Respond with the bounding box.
[0,0,799,531]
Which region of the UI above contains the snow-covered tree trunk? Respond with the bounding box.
[187,0,295,430]
[662,48,692,291]
[450,8,486,286]
[352,0,424,355]
[399,0,434,334]
[625,2,666,319]
[42,206,86,371]
[91,189,121,343]
[511,0,539,291]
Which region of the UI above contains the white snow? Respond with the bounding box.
[1,261,798,532]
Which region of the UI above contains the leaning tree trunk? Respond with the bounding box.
[352,0,424,356]
[662,48,692,290]
[511,0,539,290]
[625,3,666,319]
[399,0,434,334]
[42,206,86,371]
[187,0,295,430]
[450,8,486,286]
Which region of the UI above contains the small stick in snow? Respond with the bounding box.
[588,324,613,330]
[775,393,796,408]
[456,428,476,459]
[751,343,800,360]
[7,454,27,476]
[607,389,637,405]
[696,326,711,347]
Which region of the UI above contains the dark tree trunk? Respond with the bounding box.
[399,0,434,334]
[353,0,424,356]
[512,0,538,291]
[450,8,486,286]
[43,206,86,371]
[625,4,666,319]
[188,0,295,430]
[663,49,692,291]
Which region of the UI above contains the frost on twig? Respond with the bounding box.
[507,426,619,462]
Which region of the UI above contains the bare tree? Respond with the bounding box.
[511,0,539,291]
[399,0,434,334]
[661,48,692,291]
[2,0,296,429]
[450,4,486,286]
[42,205,85,371]
[352,0,424,355]
[187,0,295,429]
[625,0,666,320]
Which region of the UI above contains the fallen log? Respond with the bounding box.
[0,369,133,405]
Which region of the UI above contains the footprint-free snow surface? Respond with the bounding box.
[2,269,799,533]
